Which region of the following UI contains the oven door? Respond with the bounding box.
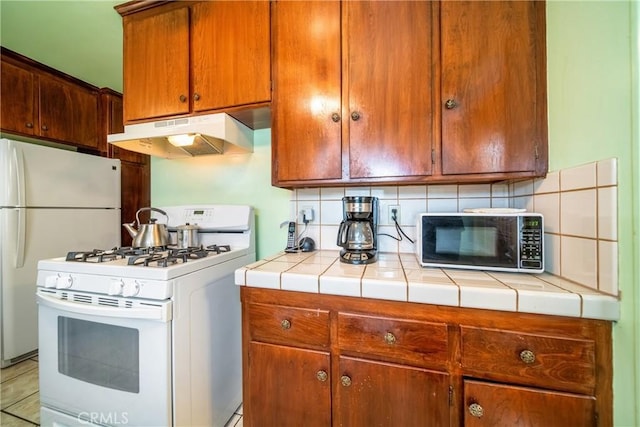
[37,290,172,427]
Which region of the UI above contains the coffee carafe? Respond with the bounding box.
[336,196,378,264]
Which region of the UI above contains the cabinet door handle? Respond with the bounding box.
[444,99,457,109]
[25,122,34,129]
[280,319,291,330]
[179,94,187,103]
[520,349,536,364]
[350,111,361,121]
[193,93,201,101]
[384,332,396,345]
[331,113,341,123]
[468,402,484,418]
[316,370,328,382]
[41,125,49,131]
[340,375,352,387]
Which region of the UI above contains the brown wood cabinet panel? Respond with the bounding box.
[271,0,342,183]
[338,312,448,369]
[0,60,37,135]
[464,380,596,427]
[122,4,190,122]
[461,326,596,395]
[346,1,434,179]
[440,1,547,176]
[335,356,450,427]
[70,84,100,150]
[245,342,331,427]
[247,302,330,350]
[191,1,270,112]
[119,160,150,247]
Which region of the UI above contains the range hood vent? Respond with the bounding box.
[107,113,254,159]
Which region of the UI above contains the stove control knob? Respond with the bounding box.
[44,275,58,288]
[122,281,140,297]
[108,279,124,296]
[56,275,73,289]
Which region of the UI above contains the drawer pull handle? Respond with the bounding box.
[316,370,328,382]
[468,403,484,418]
[341,375,352,387]
[280,319,291,330]
[194,93,201,101]
[350,111,361,121]
[520,349,536,364]
[384,332,396,345]
[179,94,187,103]
[445,98,457,109]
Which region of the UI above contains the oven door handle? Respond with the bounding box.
[36,293,172,322]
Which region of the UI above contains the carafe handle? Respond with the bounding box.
[337,222,348,247]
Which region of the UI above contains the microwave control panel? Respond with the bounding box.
[519,215,544,270]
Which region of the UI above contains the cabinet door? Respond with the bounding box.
[464,380,595,426]
[0,59,37,135]
[346,1,435,179]
[191,1,270,112]
[245,342,331,427]
[69,84,99,149]
[119,160,150,247]
[38,74,74,142]
[441,1,546,176]
[271,1,342,183]
[335,356,450,427]
[122,5,190,122]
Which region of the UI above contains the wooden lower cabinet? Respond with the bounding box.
[241,288,612,427]
[463,380,596,427]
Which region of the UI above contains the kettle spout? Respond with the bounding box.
[122,222,138,239]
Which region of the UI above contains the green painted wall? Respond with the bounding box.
[151,129,292,259]
[546,2,638,425]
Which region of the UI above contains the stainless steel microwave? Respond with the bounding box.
[416,212,544,273]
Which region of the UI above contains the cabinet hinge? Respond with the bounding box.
[448,385,453,406]
[431,148,436,165]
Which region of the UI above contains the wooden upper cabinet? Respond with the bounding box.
[440,1,548,177]
[272,0,342,183]
[1,49,100,151]
[272,1,434,186]
[119,1,270,124]
[1,59,37,136]
[346,1,434,180]
[122,4,190,122]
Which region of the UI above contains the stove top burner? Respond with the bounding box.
[66,244,233,268]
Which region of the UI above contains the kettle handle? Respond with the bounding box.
[135,207,168,226]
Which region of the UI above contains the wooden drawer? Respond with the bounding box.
[337,312,449,368]
[460,326,596,394]
[247,302,330,350]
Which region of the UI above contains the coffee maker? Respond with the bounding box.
[337,196,378,264]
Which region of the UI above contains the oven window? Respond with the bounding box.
[58,317,140,393]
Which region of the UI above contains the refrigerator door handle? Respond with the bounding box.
[16,208,25,268]
[13,141,26,207]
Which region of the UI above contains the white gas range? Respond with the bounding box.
[36,205,255,427]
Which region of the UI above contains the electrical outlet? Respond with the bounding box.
[388,205,400,224]
[300,206,314,223]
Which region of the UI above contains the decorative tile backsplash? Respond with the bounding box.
[288,158,618,296]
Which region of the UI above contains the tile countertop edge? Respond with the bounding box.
[234,251,620,322]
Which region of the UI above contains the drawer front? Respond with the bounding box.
[338,312,449,368]
[461,326,596,394]
[247,302,330,349]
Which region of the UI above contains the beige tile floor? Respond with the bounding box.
[1,357,244,427]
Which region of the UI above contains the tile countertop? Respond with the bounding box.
[234,250,620,321]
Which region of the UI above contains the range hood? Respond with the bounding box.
[107,113,254,159]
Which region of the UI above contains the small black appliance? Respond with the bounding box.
[336,196,378,264]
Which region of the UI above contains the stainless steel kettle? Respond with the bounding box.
[123,207,171,247]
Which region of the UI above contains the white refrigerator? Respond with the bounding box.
[0,138,122,367]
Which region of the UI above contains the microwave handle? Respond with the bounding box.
[36,292,171,322]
